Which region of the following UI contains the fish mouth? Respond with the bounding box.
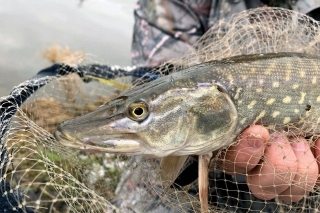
[54,131,143,155]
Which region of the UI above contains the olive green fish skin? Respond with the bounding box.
[55,52,320,157]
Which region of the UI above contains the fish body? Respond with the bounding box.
[55,52,320,157]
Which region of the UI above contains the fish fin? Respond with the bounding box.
[160,155,188,187]
[198,153,213,213]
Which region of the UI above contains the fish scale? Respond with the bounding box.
[55,52,320,157]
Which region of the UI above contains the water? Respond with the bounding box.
[0,0,136,97]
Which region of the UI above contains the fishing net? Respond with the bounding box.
[1,7,320,213]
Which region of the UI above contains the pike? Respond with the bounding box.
[55,52,320,212]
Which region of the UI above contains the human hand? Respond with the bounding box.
[221,125,320,202]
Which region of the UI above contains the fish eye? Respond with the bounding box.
[126,101,149,121]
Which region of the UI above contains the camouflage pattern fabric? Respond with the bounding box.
[131,0,320,67]
[132,0,249,66]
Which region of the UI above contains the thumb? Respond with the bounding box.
[221,125,269,174]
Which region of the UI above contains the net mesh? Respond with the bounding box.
[1,7,320,213]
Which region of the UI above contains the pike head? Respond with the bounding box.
[55,69,238,157]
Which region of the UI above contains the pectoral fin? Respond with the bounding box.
[160,155,189,187]
[198,153,213,213]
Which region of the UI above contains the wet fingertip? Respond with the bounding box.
[292,140,307,151]
[239,126,268,150]
[270,132,287,145]
[247,136,265,149]
[242,125,270,139]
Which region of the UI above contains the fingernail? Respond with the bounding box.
[247,135,264,149]
[271,133,286,145]
[292,141,307,151]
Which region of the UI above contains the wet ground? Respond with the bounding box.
[0,0,135,97]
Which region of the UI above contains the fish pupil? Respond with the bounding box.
[134,107,144,116]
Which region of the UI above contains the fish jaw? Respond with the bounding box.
[54,130,145,155]
[54,103,175,157]
[54,115,179,157]
[54,96,147,155]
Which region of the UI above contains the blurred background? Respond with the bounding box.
[0,0,136,97]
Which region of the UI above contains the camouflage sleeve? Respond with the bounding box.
[131,0,320,67]
[131,0,250,67]
[131,0,210,67]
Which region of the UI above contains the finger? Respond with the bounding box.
[313,139,320,186]
[222,125,269,174]
[247,133,298,200]
[279,138,318,202]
